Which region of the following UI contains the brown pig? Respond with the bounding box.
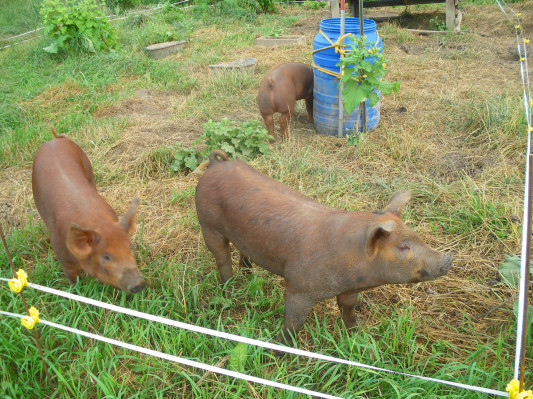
[257,62,314,141]
[32,132,146,293]
[195,150,452,344]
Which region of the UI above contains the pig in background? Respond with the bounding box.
[257,62,314,141]
[32,130,146,293]
[195,150,453,345]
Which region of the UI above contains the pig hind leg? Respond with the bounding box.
[202,228,233,283]
[279,109,294,141]
[305,96,313,121]
[336,291,360,329]
[261,113,275,138]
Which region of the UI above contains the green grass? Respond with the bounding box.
[0,223,515,398]
[0,0,42,38]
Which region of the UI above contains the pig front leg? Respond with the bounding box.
[336,291,360,329]
[278,289,315,346]
[61,262,82,284]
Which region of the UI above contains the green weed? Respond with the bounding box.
[171,118,273,172]
[40,0,117,54]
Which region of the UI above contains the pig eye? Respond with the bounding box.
[396,244,411,259]
[101,253,113,263]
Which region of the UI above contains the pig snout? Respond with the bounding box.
[439,252,453,275]
[420,251,453,281]
[118,270,146,293]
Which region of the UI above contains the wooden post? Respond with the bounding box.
[331,0,339,18]
[445,0,456,31]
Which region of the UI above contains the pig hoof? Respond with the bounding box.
[342,315,361,330]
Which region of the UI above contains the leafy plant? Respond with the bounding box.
[303,0,326,9]
[229,342,248,372]
[202,118,272,159]
[429,17,446,31]
[171,119,273,173]
[346,130,363,147]
[499,255,533,288]
[337,35,400,115]
[256,0,276,13]
[40,0,117,54]
[499,255,533,352]
[170,144,203,172]
[265,27,285,38]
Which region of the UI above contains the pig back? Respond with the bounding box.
[32,137,111,235]
[271,63,314,100]
[195,158,332,275]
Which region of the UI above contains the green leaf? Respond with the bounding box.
[229,342,248,372]
[81,36,96,53]
[498,255,533,289]
[209,296,232,310]
[343,80,372,114]
[368,92,380,107]
[43,41,59,53]
[184,155,199,171]
[220,142,235,154]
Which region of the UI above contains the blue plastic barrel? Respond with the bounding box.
[313,18,382,136]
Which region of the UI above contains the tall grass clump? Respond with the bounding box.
[0,0,42,37]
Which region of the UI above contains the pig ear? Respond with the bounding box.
[365,220,396,258]
[66,223,99,260]
[383,191,411,216]
[119,198,139,235]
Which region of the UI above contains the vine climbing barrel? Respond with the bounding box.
[312,18,382,136]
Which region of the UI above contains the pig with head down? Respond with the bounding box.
[32,132,146,293]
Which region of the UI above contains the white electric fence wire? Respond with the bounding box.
[4,27,44,41]
[0,279,507,397]
[0,311,343,399]
[494,0,533,381]
[0,0,190,51]
[0,37,39,50]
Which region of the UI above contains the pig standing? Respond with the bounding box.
[257,62,314,141]
[195,150,452,344]
[32,131,146,293]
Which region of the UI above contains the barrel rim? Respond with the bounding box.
[319,17,377,33]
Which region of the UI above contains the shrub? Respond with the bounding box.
[202,118,272,159]
[303,0,326,9]
[40,0,117,54]
[171,118,273,173]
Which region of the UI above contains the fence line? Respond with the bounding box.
[0,278,508,397]
[493,0,532,385]
[0,0,191,51]
[0,310,344,399]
